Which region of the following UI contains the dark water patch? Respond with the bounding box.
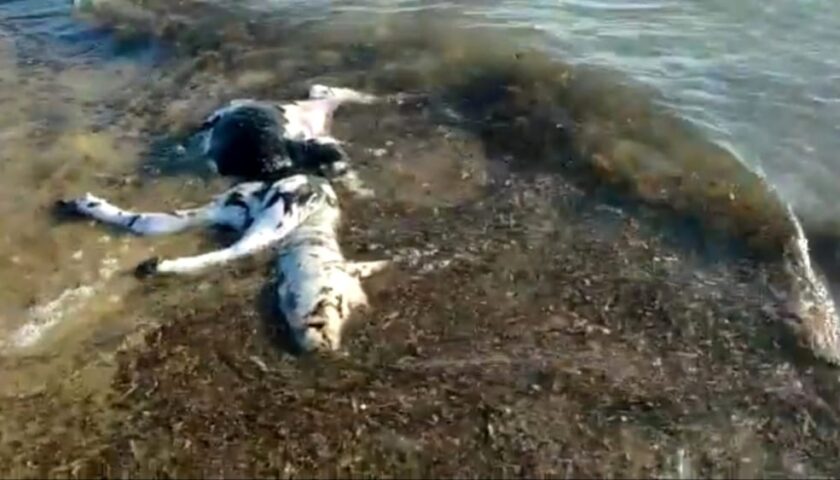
[0,0,164,66]
[138,135,216,179]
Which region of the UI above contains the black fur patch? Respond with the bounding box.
[337,294,345,316]
[264,190,285,209]
[318,286,334,297]
[255,183,273,202]
[284,292,299,312]
[241,215,254,232]
[283,193,295,215]
[297,237,332,250]
[266,183,315,217]
[135,257,161,278]
[224,192,250,211]
[311,298,328,317]
[287,140,350,177]
[203,103,353,182]
[206,104,294,180]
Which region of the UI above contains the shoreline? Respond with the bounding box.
[1,1,840,477]
[3,168,840,477]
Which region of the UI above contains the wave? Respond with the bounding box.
[1,256,120,352]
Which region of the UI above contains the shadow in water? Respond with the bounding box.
[256,278,305,357]
[136,134,216,180]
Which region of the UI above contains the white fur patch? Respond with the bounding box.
[309,84,378,104]
[58,175,387,353]
[275,180,385,351]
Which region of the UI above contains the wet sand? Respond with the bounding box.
[2,1,840,477]
[3,95,840,477]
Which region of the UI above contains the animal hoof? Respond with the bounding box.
[53,199,83,218]
[135,257,161,279]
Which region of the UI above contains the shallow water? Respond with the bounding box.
[0,0,239,394]
[1,1,840,476]
[221,0,840,230]
[0,0,834,388]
